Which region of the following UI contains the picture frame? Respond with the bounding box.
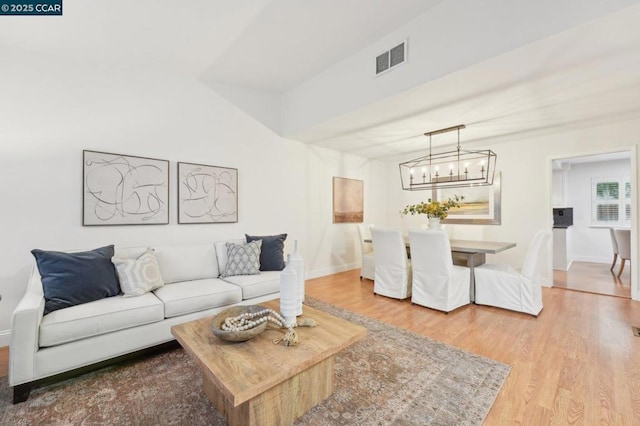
[177,162,238,224]
[333,177,364,223]
[433,172,502,225]
[83,150,169,226]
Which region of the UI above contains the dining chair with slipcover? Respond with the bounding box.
[474,230,552,316]
[409,229,470,313]
[609,227,619,272]
[614,229,631,279]
[357,224,375,281]
[371,228,412,299]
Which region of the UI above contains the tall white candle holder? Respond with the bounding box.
[290,240,305,316]
[279,254,297,327]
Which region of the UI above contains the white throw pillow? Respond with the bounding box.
[220,240,262,278]
[153,244,218,284]
[112,248,165,297]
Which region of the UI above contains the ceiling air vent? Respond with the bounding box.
[375,40,407,76]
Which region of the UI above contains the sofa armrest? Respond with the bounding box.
[9,264,45,386]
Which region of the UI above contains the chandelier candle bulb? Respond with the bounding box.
[279,254,298,327]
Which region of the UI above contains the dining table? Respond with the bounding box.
[364,236,516,302]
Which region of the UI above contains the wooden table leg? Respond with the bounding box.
[453,252,486,303]
[203,356,335,426]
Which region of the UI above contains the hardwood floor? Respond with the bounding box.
[305,270,640,425]
[554,260,631,298]
[1,266,639,424]
[0,346,7,379]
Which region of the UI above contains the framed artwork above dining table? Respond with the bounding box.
[433,172,502,225]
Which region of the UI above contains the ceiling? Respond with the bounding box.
[0,0,441,91]
[552,151,631,171]
[289,4,640,159]
[1,1,639,160]
[200,0,443,91]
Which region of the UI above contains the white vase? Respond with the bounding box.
[428,217,442,229]
[279,254,297,327]
[290,240,305,316]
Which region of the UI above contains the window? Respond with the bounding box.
[625,181,631,222]
[592,177,631,226]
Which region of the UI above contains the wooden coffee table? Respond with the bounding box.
[171,300,367,426]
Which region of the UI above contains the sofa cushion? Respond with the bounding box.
[214,238,244,274]
[114,246,148,259]
[152,278,242,318]
[220,240,262,278]
[112,249,165,297]
[245,233,287,271]
[32,245,120,315]
[39,293,164,347]
[221,271,281,300]
[153,244,218,284]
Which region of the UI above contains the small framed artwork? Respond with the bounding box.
[178,162,238,224]
[433,172,502,225]
[83,150,169,226]
[333,177,364,223]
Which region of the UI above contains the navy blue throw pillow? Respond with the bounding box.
[245,234,287,271]
[31,245,120,315]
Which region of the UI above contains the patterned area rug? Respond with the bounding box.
[0,298,510,425]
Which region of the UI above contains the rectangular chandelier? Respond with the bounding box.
[399,124,497,190]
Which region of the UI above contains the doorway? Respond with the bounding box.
[550,150,634,298]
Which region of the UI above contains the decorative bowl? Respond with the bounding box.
[211,305,268,342]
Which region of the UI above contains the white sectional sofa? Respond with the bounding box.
[9,240,281,403]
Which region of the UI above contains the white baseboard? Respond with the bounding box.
[0,329,10,347]
[570,256,609,264]
[554,259,574,272]
[307,262,359,280]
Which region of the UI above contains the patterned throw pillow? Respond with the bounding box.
[112,248,165,297]
[220,240,262,278]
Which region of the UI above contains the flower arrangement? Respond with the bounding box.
[400,195,464,220]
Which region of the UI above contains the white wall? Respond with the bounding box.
[207,82,283,135]
[565,159,631,263]
[304,147,388,277]
[383,120,639,295]
[0,53,386,346]
[552,168,569,207]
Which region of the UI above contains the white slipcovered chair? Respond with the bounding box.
[474,230,552,316]
[371,228,412,299]
[409,229,470,313]
[357,224,375,281]
[614,229,631,279]
[609,228,619,272]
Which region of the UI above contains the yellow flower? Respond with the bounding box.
[400,195,463,220]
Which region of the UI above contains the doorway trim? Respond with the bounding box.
[548,146,638,301]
